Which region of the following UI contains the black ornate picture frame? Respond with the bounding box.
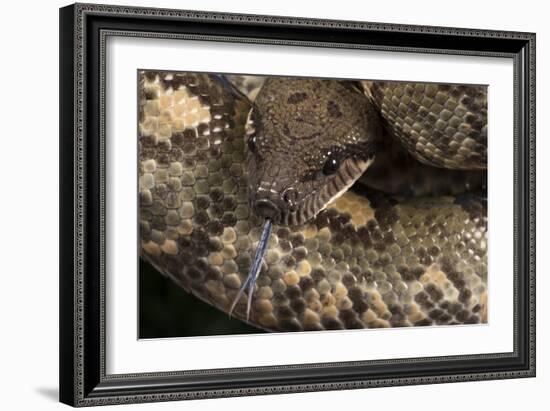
[59,3,535,407]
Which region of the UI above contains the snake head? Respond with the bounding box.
[245,77,380,226]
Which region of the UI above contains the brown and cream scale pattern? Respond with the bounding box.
[367,81,487,170]
[138,71,487,332]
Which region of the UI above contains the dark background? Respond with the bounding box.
[139,259,264,338]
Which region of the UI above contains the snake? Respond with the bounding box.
[138,71,487,332]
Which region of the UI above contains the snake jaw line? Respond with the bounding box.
[319,156,375,214]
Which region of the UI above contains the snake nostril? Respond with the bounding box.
[281,187,298,205]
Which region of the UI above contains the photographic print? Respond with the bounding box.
[60,4,535,405]
[138,71,488,337]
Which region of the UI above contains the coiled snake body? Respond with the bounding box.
[139,72,487,332]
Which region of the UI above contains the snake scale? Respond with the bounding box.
[138,71,487,332]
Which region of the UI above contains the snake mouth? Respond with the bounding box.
[254,199,281,221]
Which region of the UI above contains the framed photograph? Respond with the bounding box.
[59,3,536,407]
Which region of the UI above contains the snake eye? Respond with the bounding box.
[247,135,258,154]
[322,156,340,175]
